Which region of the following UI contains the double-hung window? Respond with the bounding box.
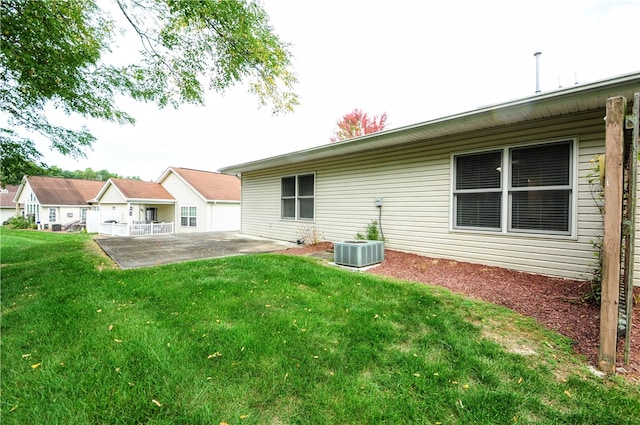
[453,139,574,236]
[48,208,57,223]
[180,206,197,227]
[281,173,315,220]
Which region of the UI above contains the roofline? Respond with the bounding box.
[206,199,241,204]
[121,199,176,204]
[157,167,207,203]
[92,179,117,201]
[220,71,640,174]
[12,175,30,203]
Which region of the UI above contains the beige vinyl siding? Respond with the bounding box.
[241,110,609,281]
[100,184,125,203]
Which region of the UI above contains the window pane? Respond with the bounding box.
[511,142,570,187]
[282,199,295,218]
[281,177,296,197]
[511,190,569,232]
[181,217,188,226]
[189,217,197,227]
[298,174,314,196]
[456,192,501,229]
[456,151,502,190]
[299,198,314,219]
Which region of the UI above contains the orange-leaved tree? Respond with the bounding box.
[330,108,388,142]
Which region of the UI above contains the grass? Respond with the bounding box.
[1,228,639,424]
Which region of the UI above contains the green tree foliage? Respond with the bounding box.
[0,0,298,183]
[41,166,140,181]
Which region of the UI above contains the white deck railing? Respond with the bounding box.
[99,222,174,237]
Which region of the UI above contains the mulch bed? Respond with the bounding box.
[279,242,640,382]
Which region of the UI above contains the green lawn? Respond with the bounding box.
[1,228,639,424]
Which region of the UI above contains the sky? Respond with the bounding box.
[35,0,640,182]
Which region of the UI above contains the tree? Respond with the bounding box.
[0,0,299,183]
[330,108,388,142]
[41,166,140,181]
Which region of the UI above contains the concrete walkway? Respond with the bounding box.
[95,231,297,269]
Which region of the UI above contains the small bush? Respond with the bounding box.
[355,220,384,241]
[3,215,36,229]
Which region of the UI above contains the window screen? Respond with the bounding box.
[454,151,502,230]
[281,174,314,220]
[453,140,573,235]
[509,142,571,233]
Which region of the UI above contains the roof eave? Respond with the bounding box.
[220,71,640,174]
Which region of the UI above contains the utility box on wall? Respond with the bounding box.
[334,240,385,267]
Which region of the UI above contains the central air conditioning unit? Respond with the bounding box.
[334,240,384,268]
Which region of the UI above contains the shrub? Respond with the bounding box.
[3,215,36,229]
[355,220,384,241]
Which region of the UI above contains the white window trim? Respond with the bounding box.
[48,208,57,223]
[180,205,197,227]
[280,172,316,221]
[450,137,578,239]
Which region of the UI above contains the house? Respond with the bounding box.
[13,176,104,229]
[1,184,19,223]
[156,167,241,232]
[220,72,640,285]
[0,184,19,224]
[91,167,241,235]
[90,178,176,236]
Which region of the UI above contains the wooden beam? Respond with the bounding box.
[625,92,639,363]
[599,96,626,373]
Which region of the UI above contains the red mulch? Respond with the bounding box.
[280,242,640,381]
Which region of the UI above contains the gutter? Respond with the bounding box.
[219,71,640,174]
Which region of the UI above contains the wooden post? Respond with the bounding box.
[625,92,639,363]
[599,96,626,373]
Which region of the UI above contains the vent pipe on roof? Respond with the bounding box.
[534,51,542,94]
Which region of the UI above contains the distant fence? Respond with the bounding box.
[98,222,174,237]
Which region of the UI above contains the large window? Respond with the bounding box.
[180,206,197,227]
[453,140,573,235]
[281,174,315,220]
[48,208,56,223]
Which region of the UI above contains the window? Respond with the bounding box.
[453,140,573,235]
[49,208,56,223]
[180,206,197,227]
[281,174,315,220]
[26,193,39,222]
[145,207,158,222]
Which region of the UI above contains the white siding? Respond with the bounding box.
[100,184,125,203]
[1,207,16,224]
[161,173,208,233]
[210,203,241,231]
[100,203,126,223]
[240,110,614,282]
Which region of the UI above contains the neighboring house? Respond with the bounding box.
[220,72,640,285]
[157,167,241,232]
[0,185,19,224]
[13,176,104,229]
[90,178,176,236]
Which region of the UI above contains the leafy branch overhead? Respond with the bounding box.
[0,0,299,183]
